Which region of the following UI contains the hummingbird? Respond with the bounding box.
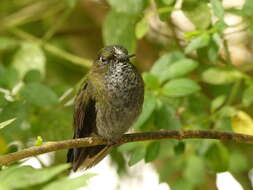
[67,45,144,171]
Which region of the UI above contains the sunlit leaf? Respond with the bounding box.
[42,174,96,190]
[232,111,253,135]
[202,67,242,85]
[11,42,46,78]
[185,33,210,54]
[0,164,70,189]
[211,95,226,113]
[162,78,200,97]
[135,17,149,39]
[210,0,224,20]
[151,51,185,83]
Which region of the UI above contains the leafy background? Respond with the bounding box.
[1,0,253,189]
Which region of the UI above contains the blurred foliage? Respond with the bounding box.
[0,0,253,189]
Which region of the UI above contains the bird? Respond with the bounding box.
[67,45,144,171]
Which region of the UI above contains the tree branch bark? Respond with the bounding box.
[1,130,253,166]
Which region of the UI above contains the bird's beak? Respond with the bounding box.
[118,54,135,61]
[127,54,136,59]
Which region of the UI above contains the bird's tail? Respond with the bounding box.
[67,145,113,171]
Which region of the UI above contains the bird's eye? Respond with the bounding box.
[101,57,107,62]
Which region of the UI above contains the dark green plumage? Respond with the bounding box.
[67,45,144,171]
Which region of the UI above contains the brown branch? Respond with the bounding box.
[1,130,253,166]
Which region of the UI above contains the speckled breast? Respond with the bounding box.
[96,61,144,139]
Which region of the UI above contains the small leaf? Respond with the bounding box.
[151,52,185,83]
[162,78,200,97]
[0,37,19,51]
[145,142,160,162]
[20,83,58,106]
[108,0,144,15]
[229,151,248,173]
[205,142,229,173]
[232,111,253,135]
[163,58,199,79]
[42,174,95,190]
[184,155,205,185]
[133,92,156,129]
[23,70,42,83]
[185,33,210,54]
[211,95,226,112]
[202,67,242,85]
[182,1,211,29]
[0,164,70,189]
[103,11,137,53]
[135,17,149,39]
[242,0,253,16]
[211,0,224,20]
[128,147,146,166]
[174,142,185,155]
[154,104,181,130]
[0,118,16,130]
[11,42,46,78]
[142,72,160,89]
[35,136,43,146]
[242,86,253,107]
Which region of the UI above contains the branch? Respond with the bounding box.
[1,130,253,166]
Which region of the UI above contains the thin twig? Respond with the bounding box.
[1,130,253,166]
[9,28,92,68]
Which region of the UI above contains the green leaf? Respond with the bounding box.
[184,155,205,185]
[154,104,181,130]
[0,67,19,89]
[211,95,226,112]
[242,86,253,107]
[42,174,95,190]
[128,146,146,166]
[23,70,42,83]
[133,92,156,129]
[145,141,160,162]
[229,151,248,173]
[0,118,16,130]
[163,58,198,79]
[142,72,160,89]
[205,142,229,172]
[103,11,137,53]
[162,78,201,97]
[35,136,43,146]
[242,0,253,16]
[20,83,58,106]
[170,178,194,190]
[185,33,210,54]
[151,51,185,83]
[0,101,27,130]
[182,1,211,29]
[210,0,224,20]
[135,17,149,39]
[0,37,19,51]
[108,0,144,15]
[11,42,46,79]
[0,164,70,189]
[161,0,175,5]
[202,67,243,85]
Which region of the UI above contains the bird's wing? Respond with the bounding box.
[67,80,112,171]
[67,80,96,166]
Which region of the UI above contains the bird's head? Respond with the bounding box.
[95,45,135,66]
